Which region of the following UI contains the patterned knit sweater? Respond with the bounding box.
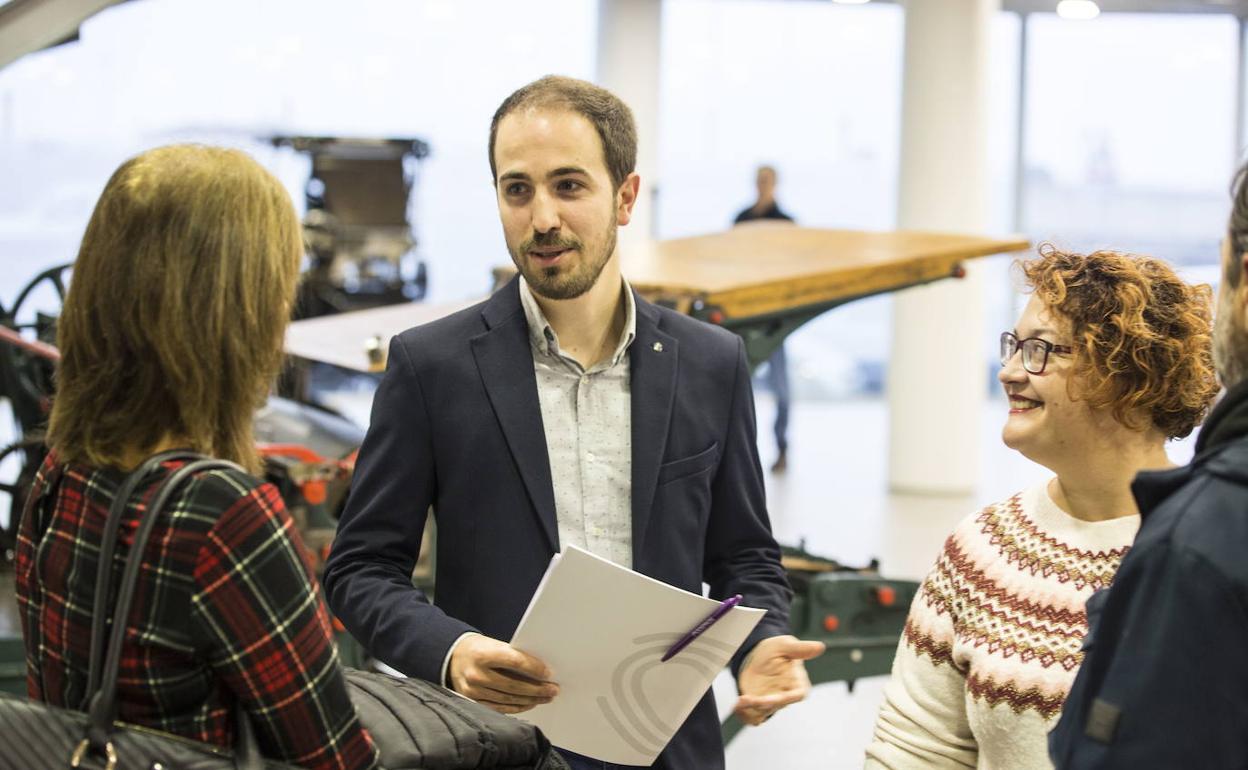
[865,484,1139,770]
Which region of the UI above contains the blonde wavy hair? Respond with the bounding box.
[1022,244,1219,439]
[47,145,302,472]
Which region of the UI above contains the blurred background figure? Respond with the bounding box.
[865,246,1218,770]
[734,166,793,226]
[734,165,795,472]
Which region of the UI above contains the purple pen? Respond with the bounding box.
[661,594,743,662]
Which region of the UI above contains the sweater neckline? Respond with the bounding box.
[1021,482,1140,550]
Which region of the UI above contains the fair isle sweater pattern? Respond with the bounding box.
[866,485,1139,770]
[913,490,1130,714]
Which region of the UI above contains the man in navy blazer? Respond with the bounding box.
[324,75,823,770]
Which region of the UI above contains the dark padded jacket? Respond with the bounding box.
[1050,380,1248,769]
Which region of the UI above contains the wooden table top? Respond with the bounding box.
[623,224,1029,318]
[286,226,1030,373]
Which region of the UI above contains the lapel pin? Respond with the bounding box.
[652,341,664,353]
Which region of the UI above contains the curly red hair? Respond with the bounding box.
[1021,244,1219,439]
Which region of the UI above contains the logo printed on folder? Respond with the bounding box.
[597,633,737,758]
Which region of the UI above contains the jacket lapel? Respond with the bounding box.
[630,296,677,566]
[470,278,559,552]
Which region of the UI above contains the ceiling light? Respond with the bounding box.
[1056,0,1100,19]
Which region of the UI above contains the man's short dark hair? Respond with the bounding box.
[489,75,637,191]
[1229,162,1248,288]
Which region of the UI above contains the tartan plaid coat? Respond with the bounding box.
[15,452,378,770]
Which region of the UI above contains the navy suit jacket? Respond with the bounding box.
[324,276,792,768]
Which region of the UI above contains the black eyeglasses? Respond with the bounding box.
[1000,332,1073,375]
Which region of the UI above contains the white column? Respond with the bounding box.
[888,0,998,495]
[596,0,661,243]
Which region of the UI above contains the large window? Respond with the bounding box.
[1,2,1239,409]
[0,0,599,528]
[658,1,903,237]
[0,0,598,310]
[659,3,1023,399]
[659,0,905,397]
[1020,11,1238,290]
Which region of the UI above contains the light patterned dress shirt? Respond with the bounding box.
[441,277,640,683]
[518,276,637,569]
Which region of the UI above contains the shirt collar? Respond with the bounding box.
[518,276,637,367]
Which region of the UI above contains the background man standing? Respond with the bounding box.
[734,165,795,472]
[1049,164,1248,768]
[325,76,823,770]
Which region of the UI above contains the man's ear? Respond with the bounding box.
[616,173,641,226]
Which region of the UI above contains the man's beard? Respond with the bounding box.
[1214,285,1248,389]
[512,222,617,301]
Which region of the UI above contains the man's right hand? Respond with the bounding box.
[447,633,560,714]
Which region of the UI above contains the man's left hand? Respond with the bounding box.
[733,635,825,726]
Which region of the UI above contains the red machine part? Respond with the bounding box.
[303,480,328,505]
[873,585,897,607]
[257,443,330,465]
[256,443,355,505]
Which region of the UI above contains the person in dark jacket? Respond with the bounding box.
[734,165,795,472]
[324,77,823,770]
[1050,163,1248,768]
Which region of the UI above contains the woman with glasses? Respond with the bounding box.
[865,245,1218,769]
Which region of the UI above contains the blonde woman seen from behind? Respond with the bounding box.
[865,246,1218,770]
[15,145,379,770]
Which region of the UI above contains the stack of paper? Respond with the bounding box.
[509,546,764,765]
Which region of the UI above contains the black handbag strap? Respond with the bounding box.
[79,454,266,770]
[85,449,203,701]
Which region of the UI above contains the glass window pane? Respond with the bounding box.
[985,11,1023,384]
[1022,12,1238,289]
[0,0,599,527]
[658,1,904,400]
[658,1,903,238]
[0,0,598,307]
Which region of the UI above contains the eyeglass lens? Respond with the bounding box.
[1000,333,1048,374]
[1022,340,1047,372]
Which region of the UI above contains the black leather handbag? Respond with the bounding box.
[345,669,569,770]
[0,451,296,770]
